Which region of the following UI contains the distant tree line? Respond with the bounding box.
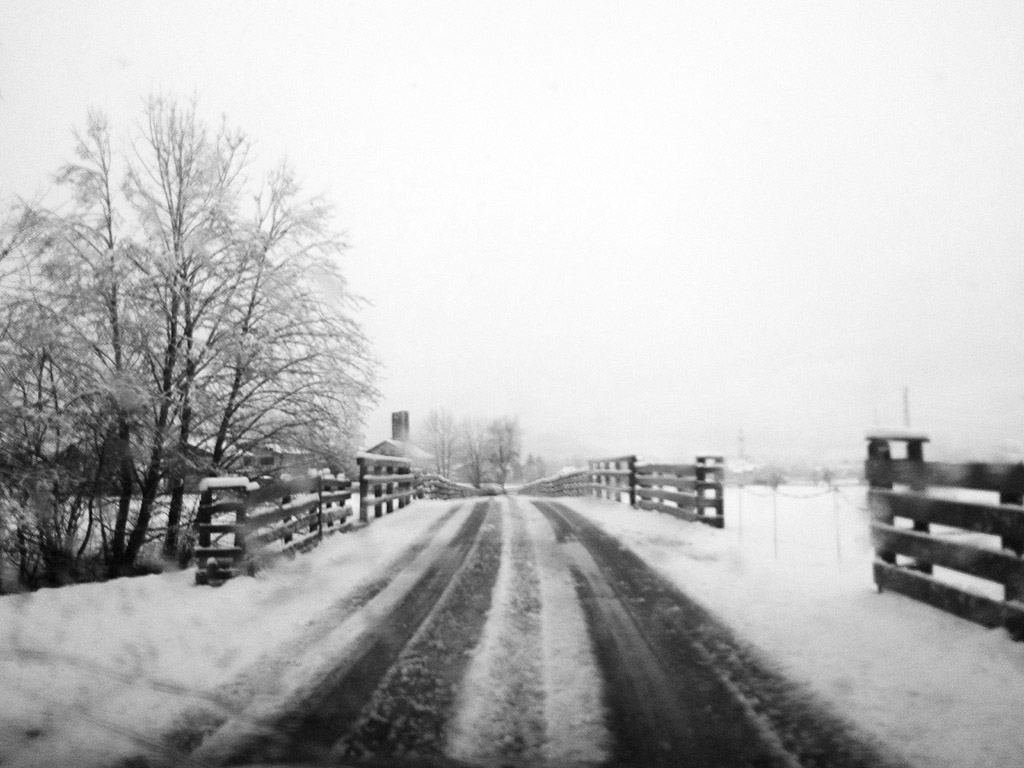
[0,96,377,590]
[419,410,541,491]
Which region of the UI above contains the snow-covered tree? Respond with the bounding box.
[0,95,377,586]
[486,416,522,491]
[421,409,458,478]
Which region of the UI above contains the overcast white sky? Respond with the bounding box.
[3,1,1024,463]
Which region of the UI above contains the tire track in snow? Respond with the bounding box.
[163,502,468,755]
[330,499,504,761]
[189,500,491,765]
[446,497,546,765]
[524,502,610,767]
[535,500,911,768]
[534,499,797,768]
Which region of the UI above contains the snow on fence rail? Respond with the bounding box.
[515,469,590,497]
[357,453,417,522]
[417,472,478,501]
[194,474,353,585]
[866,431,1024,635]
[519,454,725,528]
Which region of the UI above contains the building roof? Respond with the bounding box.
[365,438,434,466]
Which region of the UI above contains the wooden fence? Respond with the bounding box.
[357,453,417,522]
[635,456,725,528]
[866,431,1024,634]
[588,456,636,503]
[194,474,353,585]
[517,469,590,497]
[519,454,725,528]
[417,472,478,501]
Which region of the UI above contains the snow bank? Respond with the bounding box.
[566,487,1024,768]
[0,499,465,768]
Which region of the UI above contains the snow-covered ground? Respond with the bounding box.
[0,499,463,767]
[1,488,1023,767]
[565,486,1024,768]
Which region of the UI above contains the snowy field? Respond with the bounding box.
[1,488,1023,767]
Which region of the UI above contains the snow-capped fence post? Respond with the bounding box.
[358,458,370,522]
[357,453,416,521]
[628,455,637,506]
[194,474,354,585]
[866,436,896,567]
[194,477,251,585]
[695,455,725,525]
[316,475,325,543]
[866,431,1024,635]
[386,464,395,514]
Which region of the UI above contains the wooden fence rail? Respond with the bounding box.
[518,454,725,528]
[517,469,591,497]
[588,455,637,503]
[635,455,725,528]
[357,452,417,522]
[417,472,478,500]
[194,474,353,585]
[866,431,1024,635]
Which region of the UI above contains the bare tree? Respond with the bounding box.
[486,416,522,491]
[0,95,378,585]
[458,418,489,488]
[421,409,457,478]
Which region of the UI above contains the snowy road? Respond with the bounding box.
[168,497,907,768]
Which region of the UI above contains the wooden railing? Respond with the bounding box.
[866,431,1024,634]
[194,474,353,585]
[417,472,478,500]
[357,453,417,522]
[517,469,590,497]
[588,456,636,504]
[635,456,725,528]
[518,454,725,529]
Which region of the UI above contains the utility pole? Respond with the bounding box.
[903,386,911,428]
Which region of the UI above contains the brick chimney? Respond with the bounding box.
[392,411,410,442]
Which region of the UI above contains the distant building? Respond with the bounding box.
[240,444,321,478]
[365,411,435,471]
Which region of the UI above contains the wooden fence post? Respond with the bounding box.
[866,436,896,568]
[358,457,369,523]
[386,462,394,515]
[1000,475,1024,602]
[316,475,324,542]
[197,488,214,552]
[906,437,932,575]
[695,455,724,525]
[628,455,637,507]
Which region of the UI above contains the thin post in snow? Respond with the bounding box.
[832,484,841,563]
[772,488,779,560]
[736,483,744,544]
